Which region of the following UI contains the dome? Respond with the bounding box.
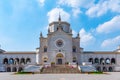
[49,21,70,33]
[48,15,71,33]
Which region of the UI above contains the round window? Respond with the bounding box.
[56,40,63,47]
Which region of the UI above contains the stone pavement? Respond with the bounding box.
[0,72,120,80]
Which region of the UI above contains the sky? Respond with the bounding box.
[0,0,120,51]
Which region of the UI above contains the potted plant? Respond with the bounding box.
[65,62,69,65]
[51,62,55,67]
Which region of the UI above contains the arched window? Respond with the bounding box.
[26,58,31,63]
[88,58,93,64]
[15,58,19,64]
[73,46,76,52]
[105,58,110,64]
[111,58,116,64]
[94,58,99,64]
[3,58,8,64]
[100,58,105,65]
[9,58,14,64]
[20,58,25,64]
[44,46,47,52]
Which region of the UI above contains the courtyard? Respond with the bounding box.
[0,72,120,80]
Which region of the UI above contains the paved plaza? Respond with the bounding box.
[0,72,120,80]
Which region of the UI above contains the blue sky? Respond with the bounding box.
[0,0,120,51]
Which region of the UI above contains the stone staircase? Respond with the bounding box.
[40,65,80,74]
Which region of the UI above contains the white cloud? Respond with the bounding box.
[47,7,70,23]
[86,1,108,17]
[86,0,120,17]
[72,30,77,37]
[72,8,82,17]
[79,28,95,46]
[58,0,94,8]
[109,0,120,13]
[58,0,94,17]
[101,36,120,48]
[38,0,45,7]
[96,15,120,34]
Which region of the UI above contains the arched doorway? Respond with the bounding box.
[97,66,101,71]
[12,67,17,72]
[109,67,113,72]
[18,67,23,72]
[7,67,11,72]
[56,53,64,65]
[103,67,107,72]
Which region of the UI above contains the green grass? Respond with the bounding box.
[89,71,103,74]
[15,72,34,74]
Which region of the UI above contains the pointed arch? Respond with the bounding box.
[20,58,25,64]
[111,58,116,64]
[26,58,31,63]
[9,58,14,64]
[105,58,110,64]
[100,58,105,64]
[3,58,8,64]
[88,58,93,64]
[94,58,99,64]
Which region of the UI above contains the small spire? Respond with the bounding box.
[76,32,80,38]
[77,33,79,37]
[58,12,61,24]
[40,32,43,37]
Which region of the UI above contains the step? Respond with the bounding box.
[41,65,80,74]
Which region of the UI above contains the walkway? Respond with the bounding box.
[0,72,120,80]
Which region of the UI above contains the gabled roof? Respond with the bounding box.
[83,51,120,54]
[3,51,36,54]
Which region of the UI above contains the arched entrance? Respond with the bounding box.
[7,67,11,72]
[12,67,17,72]
[109,67,113,72]
[56,53,64,65]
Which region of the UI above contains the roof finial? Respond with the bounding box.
[58,12,61,23]
[40,32,43,37]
